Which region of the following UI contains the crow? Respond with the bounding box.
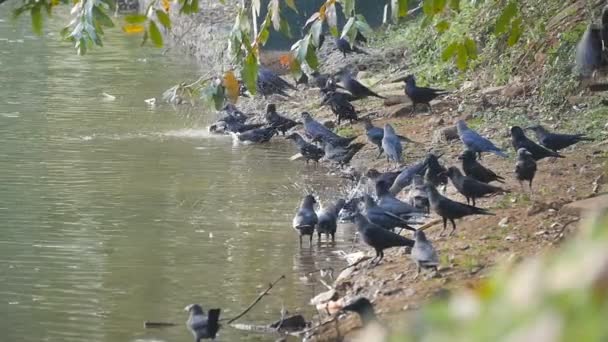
[376,180,426,218]
[411,230,439,279]
[382,123,403,164]
[264,103,299,135]
[404,75,448,113]
[406,174,430,214]
[456,120,508,158]
[510,126,564,161]
[353,211,414,265]
[321,91,358,125]
[285,132,324,164]
[576,24,605,78]
[341,297,378,326]
[446,166,509,207]
[321,141,365,167]
[256,67,296,98]
[335,37,369,58]
[292,195,318,247]
[425,183,494,236]
[389,157,429,195]
[301,112,357,147]
[316,199,346,241]
[310,71,331,89]
[365,168,401,188]
[459,149,505,184]
[336,70,386,100]
[363,195,417,232]
[362,119,418,159]
[231,127,276,144]
[526,125,593,152]
[515,148,537,192]
[424,153,448,189]
[184,304,221,341]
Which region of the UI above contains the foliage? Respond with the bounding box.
[388,209,608,341]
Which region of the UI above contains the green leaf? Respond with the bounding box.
[30,5,43,36]
[310,20,323,47]
[155,10,171,29]
[125,15,148,24]
[432,0,447,14]
[191,0,199,13]
[285,0,297,13]
[422,0,434,16]
[211,84,226,110]
[456,44,467,70]
[507,17,522,46]
[450,0,460,12]
[464,37,477,59]
[242,52,258,95]
[258,25,270,44]
[341,17,356,39]
[148,21,163,47]
[435,20,450,33]
[495,1,517,35]
[296,35,310,63]
[441,41,459,61]
[329,25,339,37]
[270,0,280,31]
[398,0,408,17]
[93,6,115,28]
[279,15,292,38]
[341,0,355,17]
[141,30,148,47]
[326,3,337,34]
[305,42,319,69]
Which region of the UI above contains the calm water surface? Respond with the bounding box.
[0,13,353,342]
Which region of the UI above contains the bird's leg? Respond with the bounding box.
[439,217,448,237]
[466,197,470,205]
[519,180,525,193]
[448,219,457,236]
[414,264,421,280]
[309,234,313,247]
[317,232,322,241]
[299,235,303,247]
[376,149,383,159]
[427,103,433,114]
[411,103,416,114]
[472,198,476,207]
[331,233,335,242]
[377,251,384,264]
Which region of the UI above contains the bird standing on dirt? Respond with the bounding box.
[184,304,221,341]
[403,75,448,113]
[264,103,299,135]
[407,174,430,214]
[389,157,429,195]
[353,211,414,265]
[365,168,401,188]
[456,120,508,158]
[335,37,369,58]
[424,153,448,189]
[292,195,318,247]
[459,150,505,184]
[411,229,439,279]
[363,195,417,232]
[310,71,331,89]
[321,91,358,125]
[515,148,537,192]
[510,126,564,161]
[446,166,509,207]
[285,132,324,164]
[382,123,403,164]
[337,70,386,100]
[376,180,426,218]
[425,183,494,236]
[301,112,357,147]
[254,67,296,98]
[526,125,593,153]
[316,199,346,242]
[321,141,365,167]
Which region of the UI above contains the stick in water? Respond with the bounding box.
[226,275,286,324]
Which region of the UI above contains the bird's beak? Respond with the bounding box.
[457,155,464,160]
[184,305,193,312]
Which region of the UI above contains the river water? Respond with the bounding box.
[0,12,353,342]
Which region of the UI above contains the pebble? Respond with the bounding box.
[504,235,516,241]
[535,230,547,236]
[550,222,561,229]
[498,217,510,228]
[459,244,470,251]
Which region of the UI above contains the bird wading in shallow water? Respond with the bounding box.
[292,195,318,247]
[184,304,221,341]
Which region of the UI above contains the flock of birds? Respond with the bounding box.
[184,24,599,340]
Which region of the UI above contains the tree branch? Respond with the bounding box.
[226,275,286,324]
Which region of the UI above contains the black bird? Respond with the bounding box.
[526,125,593,152]
[457,120,508,158]
[321,91,358,125]
[355,31,368,44]
[184,304,221,341]
[232,127,276,144]
[446,166,509,207]
[515,148,537,192]
[310,71,331,89]
[321,141,365,167]
[285,132,324,164]
[424,153,448,189]
[301,112,357,147]
[363,195,417,232]
[337,70,386,100]
[295,72,309,87]
[264,103,299,135]
[425,183,494,236]
[335,37,369,58]
[353,211,414,265]
[256,67,296,98]
[376,180,426,218]
[208,120,265,135]
[292,195,318,247]
[362,119,417,159]
[510,126,564,161]
[365,168,401,187]
[403,75,448,113]
[342,297,378,326]
[411,229,439,279]
[576,24,606,78]
[389,157,429,195]
[316,199,346,241]
[459,150,505,184]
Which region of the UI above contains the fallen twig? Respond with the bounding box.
[143,321,178,328]
[226,275,286,324]
[417,218,442,232]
